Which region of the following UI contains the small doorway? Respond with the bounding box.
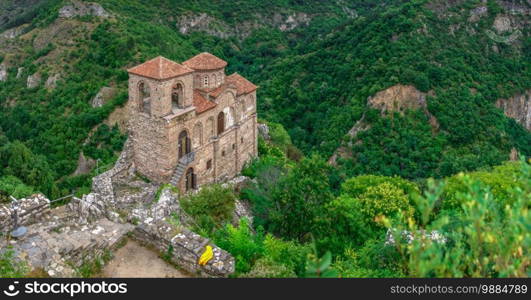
[178,130,191,159]
[185,168,197,191]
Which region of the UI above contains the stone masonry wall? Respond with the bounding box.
[132,219,234,277]
[0,194,50,234]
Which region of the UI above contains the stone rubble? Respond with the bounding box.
[1,135,243,278]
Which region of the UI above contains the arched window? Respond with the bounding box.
[172,83,184,111]
[203,76,209,88]
[217,112,225,136]
[178,130,191,159]
[138,81,151,115]
[185,168,197,191]
[193,122,203,148]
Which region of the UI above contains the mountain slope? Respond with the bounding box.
[0,0,529,198]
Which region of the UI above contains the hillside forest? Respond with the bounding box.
[0,0,529,277]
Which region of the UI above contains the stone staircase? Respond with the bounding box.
[169,152,195,186]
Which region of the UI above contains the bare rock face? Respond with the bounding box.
[368,84,428,113]
[16,67,24,79]
[91,86,117,108]
[45,73,61,89]
[178,12,313,39]
[493,15,513,33]
[0,24,29,39]
[329,84,440,165]
[468,6,488,22]
[73,152,96,176]
[0,63,7,82]
[257,123,270,140]
[59,1,110,18]
[496,90,531,130]
[27,72,41,88]
[277,13,311,32]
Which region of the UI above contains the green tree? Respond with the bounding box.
[269,155,334,241]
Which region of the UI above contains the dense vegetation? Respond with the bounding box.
[0,0,529,278]
[177,128,529,277]
[0,0,529,198]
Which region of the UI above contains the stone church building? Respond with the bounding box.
[126,52,258,192]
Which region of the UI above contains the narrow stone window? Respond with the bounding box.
[241,137,244,144]
[222,150,226,157]
[138,81,151,115]
[172,83,184,111]
[217,112,225,135]
[232,143,235,150]
[206,159,212,170]
[203,75,209,87]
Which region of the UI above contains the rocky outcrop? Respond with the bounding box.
[16,67,24,79]
[368,84,428,113]
[496,90,530,130]
[0,63,7,81]
[367,84,439,130]
[257,123,271,140]
[45,73,61,89]
[27,72,41,88]
[72,152,96,176]
[91,86,117,107]
[0,24,29,39]
[329,85,439,165]
[59,1,110,19]
[468,6,488,22]
[177,12,313,39]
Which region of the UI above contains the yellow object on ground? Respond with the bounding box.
[198,245,214,266]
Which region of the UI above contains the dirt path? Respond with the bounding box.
[103,239,191,278]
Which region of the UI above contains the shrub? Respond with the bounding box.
[268,155,335,241]
[180,184,236,235]
[341,175,419,199]
[241,257,296,278]
[333,247,404,278]
[441,161,527,210]
[262,234,311,277]
[0,175,34,200]
[356,182,414,227]
[389,162,530,277]
[213,219,265,274]
[315,195,373,255]
[0,250,28,278]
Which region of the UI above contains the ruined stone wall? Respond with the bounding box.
[132,220,234,277]
[130,114,173,182]
[0,194,50,234]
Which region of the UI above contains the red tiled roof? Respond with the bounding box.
[182,52,228,70]
[127,56,193,80]
[226,73,258,95]
[193,90,216,114]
